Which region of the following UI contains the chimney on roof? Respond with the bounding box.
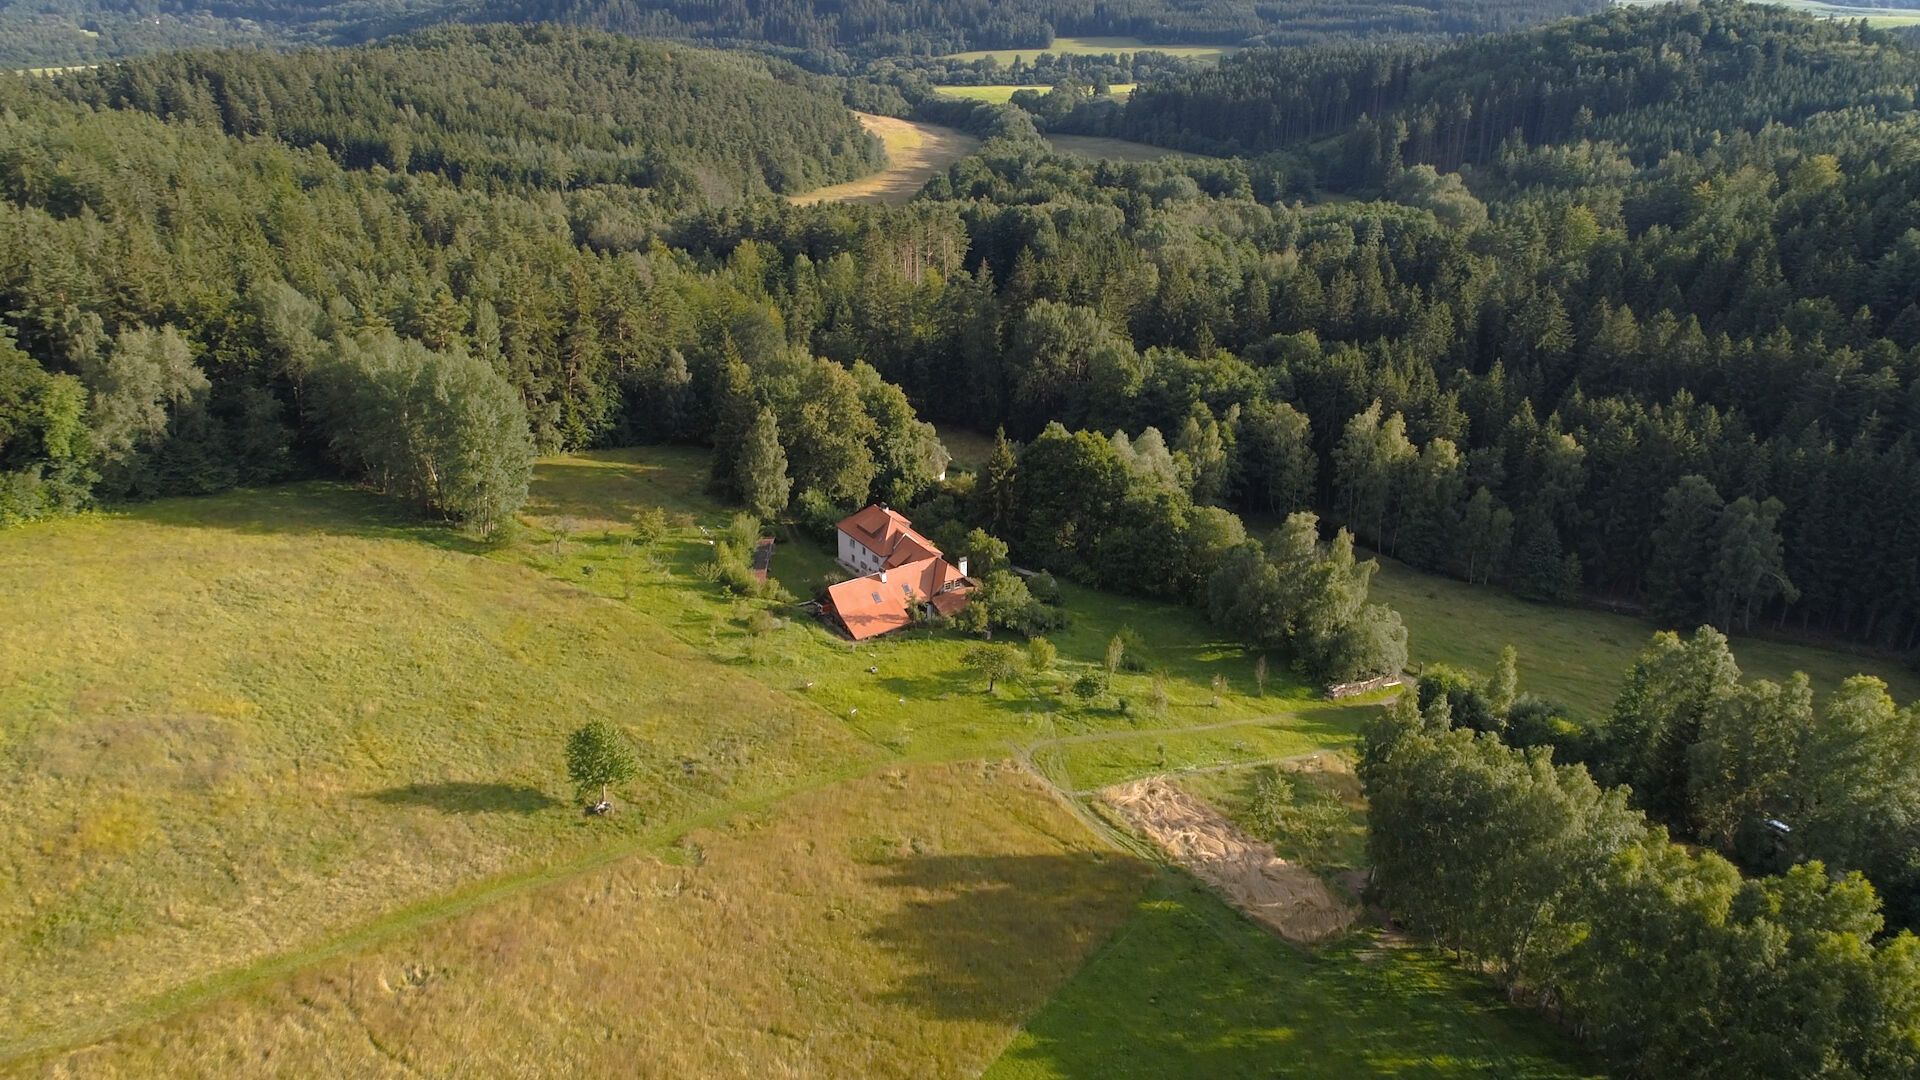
[879,570,888,583]
[958,557,968,579]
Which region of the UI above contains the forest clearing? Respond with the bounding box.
[789,113,979,206]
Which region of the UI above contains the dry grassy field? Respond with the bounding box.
[0,485,874,1058]
[13,764,1148,1078]
[789,113,979,206]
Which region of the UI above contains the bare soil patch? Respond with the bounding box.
[1101,777,1356,943]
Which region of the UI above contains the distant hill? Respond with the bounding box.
[2,0,1610,70]
[39,26,882,200]
[1119,1,1920,163]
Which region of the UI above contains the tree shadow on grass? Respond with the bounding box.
[862,854,1594,1079]
[860,852,1152,1028]
[368,782,561,815]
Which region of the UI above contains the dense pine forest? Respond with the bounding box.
[46,27,881,197]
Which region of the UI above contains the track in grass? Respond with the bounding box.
[789,112,979,206]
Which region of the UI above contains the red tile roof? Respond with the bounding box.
[825,554,974,641]
[837,505,942,569]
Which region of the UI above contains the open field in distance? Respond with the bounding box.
[790,112,978,206]
[943,37,1236,63]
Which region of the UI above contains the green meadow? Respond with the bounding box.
[17,443,1897,1073]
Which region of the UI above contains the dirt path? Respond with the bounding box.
[1100,777,1357,944]
[790,113,979,206]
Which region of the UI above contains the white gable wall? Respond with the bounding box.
[838,528,882,575]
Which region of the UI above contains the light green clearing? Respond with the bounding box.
[943,36,1235,64]
[1368,554,1920,719]
[932,83,1136,102]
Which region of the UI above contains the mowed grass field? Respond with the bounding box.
[1044,133,1209,163]
[1369,555,1920,719]
[942,36,1235,63]
[790,112,979,207]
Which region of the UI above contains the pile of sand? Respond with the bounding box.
[1102,777,1357,943]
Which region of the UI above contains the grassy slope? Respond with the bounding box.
[11,763,1152,1077]
[1370,555,1920,719]
[986,874,1600,1079]
[3,443,1650,1075]
[0,484,876,1054]
[1,446,1372,1064]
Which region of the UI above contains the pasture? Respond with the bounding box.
[0,483,875,1057]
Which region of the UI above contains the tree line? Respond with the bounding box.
[1365,639,1920,1075]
